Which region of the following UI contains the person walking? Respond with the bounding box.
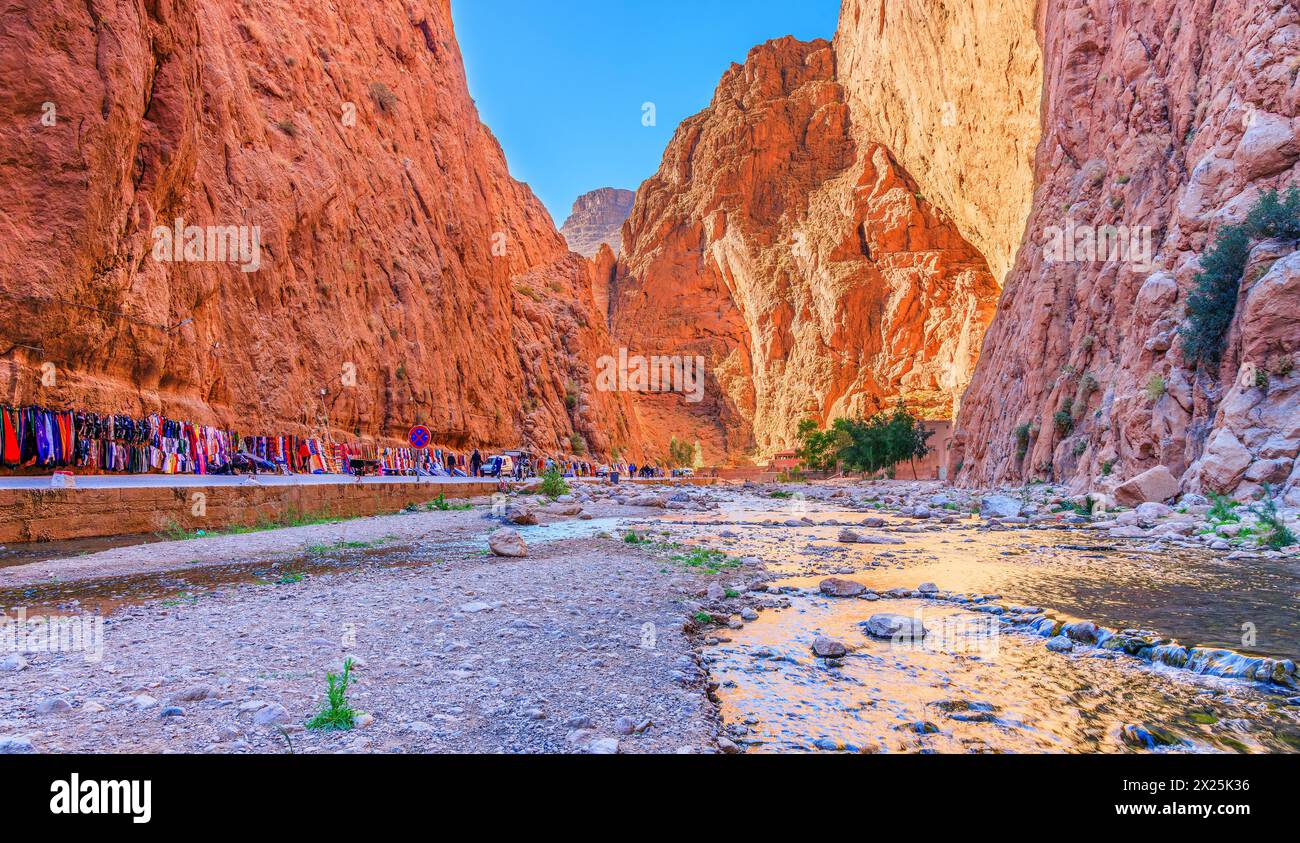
[470,448,483,477]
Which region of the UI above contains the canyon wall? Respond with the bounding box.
[839,0,1300,504]
[834,0,1042,284]
[947,0,1298,502]
[560,187,635,258]
[0,0,643,459]
[611,37,999,464]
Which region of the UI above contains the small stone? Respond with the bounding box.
[1045,635,1074,653]
[37,697,73,715]
[587,737,620,754]
[253,704,289,727]
[811,637,848,658]
[819,577,866,597]
[861,613,926,640]
[159,706,186,718]
[717,737,743,754]
[0,735,35,754]
[488,528,528,558]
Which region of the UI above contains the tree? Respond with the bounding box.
[798,404,931,477]
[795,418,850,471]
[667,436,695,468]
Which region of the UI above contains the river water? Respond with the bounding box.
[657,496,1300,754]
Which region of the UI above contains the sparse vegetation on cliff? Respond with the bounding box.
[1181,187,1300,369]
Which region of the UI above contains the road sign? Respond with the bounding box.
[408,425,431,449]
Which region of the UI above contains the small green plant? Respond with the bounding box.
[1101,459,1115,476]
[1072,439,1088,457]
[1053,410,1073,437]
[275,119,298,137]
[539,468,569,500]
[275,571,305,585]
[692,611,713,625]
[569,432,587,455]
[623,530,646,544]
[426,494,472,511]
[1207,491,1241,524]
[1274,355,1295,378]
[1144,374,1167,402]
[1252,486,1297,550]
[1013,423,1032,463]
[1254,368,1270,392]
[769,490,792,499]
[305,658,359,731]
[671,547,737,574]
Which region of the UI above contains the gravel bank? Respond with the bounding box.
[0,522,769,753]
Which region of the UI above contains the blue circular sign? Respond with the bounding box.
[408,425,431,449]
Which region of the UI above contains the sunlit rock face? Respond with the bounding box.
[0,0,644,457]
[834,0,1043,286]
[560,188,636,258]
[611,37,999,464]
[933,0,1300,498]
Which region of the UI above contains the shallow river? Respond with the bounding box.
[658,498,1300,754]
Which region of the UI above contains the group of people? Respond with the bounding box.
[0,403,676,482]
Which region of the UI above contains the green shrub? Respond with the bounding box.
[1182,187,1300,369]
[1013,423,1032,463]
[1144,374,1167,402]
[1207,491,1241,524]
[1252,486,1297,549]
[539,468,569,500]
[305,658,359,731]
[1053,410,1073,437]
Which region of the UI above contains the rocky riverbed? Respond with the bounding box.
[1,479,1298,754]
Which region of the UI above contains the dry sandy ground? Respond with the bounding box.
[0,495,773,754]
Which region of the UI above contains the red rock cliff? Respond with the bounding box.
[560,188,635,258]
[0,0,642,458]
[611,37,1000,464]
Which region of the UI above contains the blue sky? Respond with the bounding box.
[452,0,841,225]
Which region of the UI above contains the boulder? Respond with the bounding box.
[626,495,668,508]
[1134,502,1174,521]
[811,637,848,658]
[818,578,866,598]
[1045,635,1074,653]
[1113,465,1180,506]
[979,495,1022,519]
[507,505,538,526]
[861,613,927,641]
[1196,429,1254,492]
[488,528,528,558]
